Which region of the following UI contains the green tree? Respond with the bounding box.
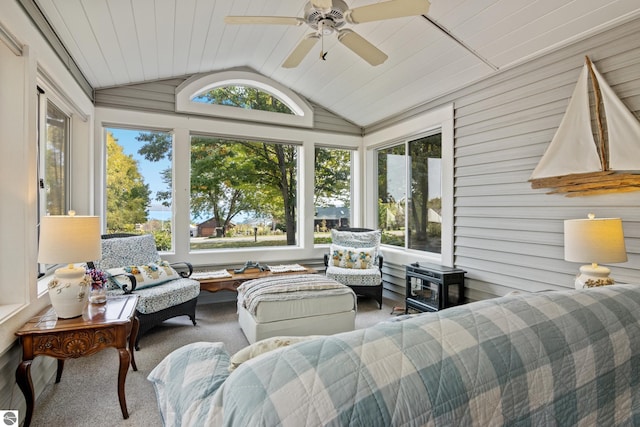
[236,140,297,245]
[190,138,259,236]
[409,134,442,242]
[194,85,294,114]
[196,86,297,245]
[106,132,150,232]
[137,87,303,245]
[314,148,351,208]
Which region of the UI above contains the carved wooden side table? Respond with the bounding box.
[15,295,139,427]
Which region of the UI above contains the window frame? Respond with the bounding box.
[175,71,314,128]
[375,130,443,252]
[364,104,454,267]
[37,86,72,278]
[103,126,176,252]
[95,103,362,267]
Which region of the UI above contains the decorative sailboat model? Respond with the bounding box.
[529,56,640,196]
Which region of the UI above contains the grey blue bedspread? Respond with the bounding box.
[148,284,640,426]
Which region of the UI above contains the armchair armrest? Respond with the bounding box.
[109,272,136,293]
[88,260,135,293]
[171,261,194,278]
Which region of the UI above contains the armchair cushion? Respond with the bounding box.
[97,234,159,270]
[131,278,200,315]
[328,244,376,269]
[325,266,382,287]
[106,261,181,290]
[330,229,381,248]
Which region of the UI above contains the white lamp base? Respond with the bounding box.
[48,266,90,318]
[574,264,615,289]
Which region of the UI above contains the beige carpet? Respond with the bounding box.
[29,292,403,426]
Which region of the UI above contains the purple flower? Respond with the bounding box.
[86,268,108,290]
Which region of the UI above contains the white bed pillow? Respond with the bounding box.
[229,335,322,372]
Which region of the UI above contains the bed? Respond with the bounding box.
[149,284,640,426]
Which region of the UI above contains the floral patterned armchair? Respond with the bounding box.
[324,228,383,309]
[88,234,200,349]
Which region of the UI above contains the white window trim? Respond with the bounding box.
[175,71,314,128]
[36,81,74,295]
[363,104,454,267]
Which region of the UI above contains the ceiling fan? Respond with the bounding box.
[225,0,430,68]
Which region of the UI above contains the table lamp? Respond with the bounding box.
[564,213,627,289]
[38,212,102,318]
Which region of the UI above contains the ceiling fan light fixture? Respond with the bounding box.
[318,19,336,35]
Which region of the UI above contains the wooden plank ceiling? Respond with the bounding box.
[34,0,640,127]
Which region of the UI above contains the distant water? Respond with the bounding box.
[148,210,171,221]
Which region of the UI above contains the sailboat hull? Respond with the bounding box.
[530,171,640,196]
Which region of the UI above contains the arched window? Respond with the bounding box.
[192,85,294,115]
[176,71,313,127]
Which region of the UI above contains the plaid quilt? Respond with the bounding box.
[149,284,640,426]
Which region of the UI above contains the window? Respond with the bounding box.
[105,127,173,251]
[192,85,294,115]
[38,97,69,217]
[175,71,314,127]
[37,93,70,276]
[377,132,442,254]
[189,136,298,250]
[314,147,352,243]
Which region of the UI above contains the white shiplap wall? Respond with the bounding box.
[370,16,640,302]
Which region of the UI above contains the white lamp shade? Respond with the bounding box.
[564,217,627,264]
[38,215,102,264]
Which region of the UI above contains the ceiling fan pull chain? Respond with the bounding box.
[320,22,327,60]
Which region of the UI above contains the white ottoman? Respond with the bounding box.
[237,274,357,344]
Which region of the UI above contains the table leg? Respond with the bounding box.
[129,316,139,371]
[16,360,34,427]
[117,348,130,419]
[55,359,65,383]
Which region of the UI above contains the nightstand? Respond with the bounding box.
[15,295,139,427]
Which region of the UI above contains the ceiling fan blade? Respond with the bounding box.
[337,29,388,66]
[310,0,333,10]
[345,0,430,24]
[224,16,304,26]
[282,34,320,68]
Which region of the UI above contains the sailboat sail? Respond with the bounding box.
[529,64,601,179]
[529,56,640,196]
[592,64,640,170]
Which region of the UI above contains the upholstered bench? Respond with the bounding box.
[90,234,200,349]
[236,274,356,344]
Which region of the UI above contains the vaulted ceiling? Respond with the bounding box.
[30,0,640,127]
